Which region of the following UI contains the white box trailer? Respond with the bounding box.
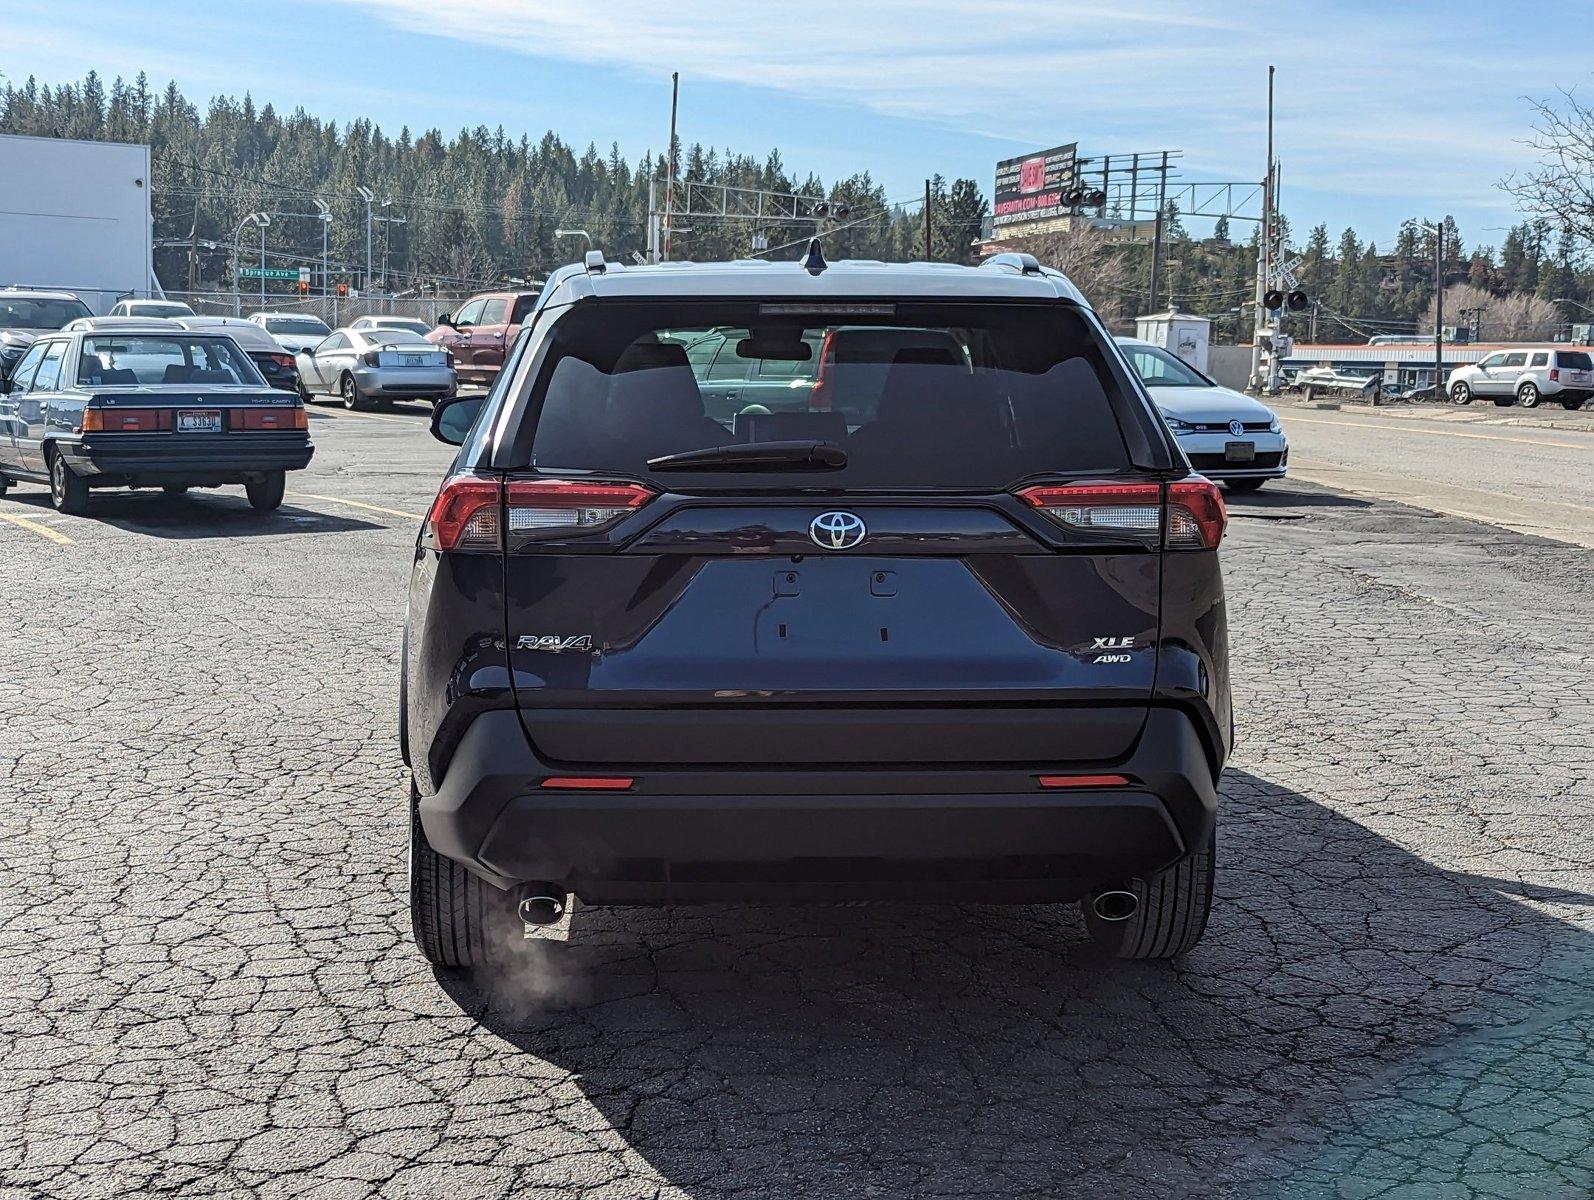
[0,133,155,314]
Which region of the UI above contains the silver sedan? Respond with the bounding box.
[296,328,455,410]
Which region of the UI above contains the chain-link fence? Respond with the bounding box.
[157,290,473,328]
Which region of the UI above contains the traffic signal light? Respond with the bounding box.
[1263,289,1284,311]
[335,283,348,297]
[298,281,310,294]
[1287,290,1310,311]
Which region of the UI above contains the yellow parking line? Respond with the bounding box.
[0,509,75,545]
[1284,414,1592,451]
[288,491,423,520]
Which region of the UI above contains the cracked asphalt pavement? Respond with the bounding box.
[1,403,1592,1198]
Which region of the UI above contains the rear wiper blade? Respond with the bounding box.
[647,440,847,471]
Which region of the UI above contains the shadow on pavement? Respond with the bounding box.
[305,399,436,420]
[435,769,1594,1198]
[3,489,384,538]
[1227,482,1373,511]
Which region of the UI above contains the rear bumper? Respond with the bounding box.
[418,707,1220,902]
[61,433,314,482]
[352,365,455,398]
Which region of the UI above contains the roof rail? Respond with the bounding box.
[981,252,1043,276]
[584,250,607,275]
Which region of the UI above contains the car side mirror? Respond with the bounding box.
[301,345,315,356]
[0,377,11,395]
[438,312,454,328]
[430,393,484,446]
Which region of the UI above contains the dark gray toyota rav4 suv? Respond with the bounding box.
[404,247,1231,969]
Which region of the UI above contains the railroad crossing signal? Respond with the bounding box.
[1269,255,1304,290]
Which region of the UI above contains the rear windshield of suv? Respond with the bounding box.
[1556,351,1592,370]
[527,302,1133,489]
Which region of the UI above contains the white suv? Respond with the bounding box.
[1447,348,1592,410]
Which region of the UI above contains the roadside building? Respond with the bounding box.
[1279,341,1512,391]
[0,133,156,313]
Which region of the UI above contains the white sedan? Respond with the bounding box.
[1117,337,1288,493]
[296,327,455,410]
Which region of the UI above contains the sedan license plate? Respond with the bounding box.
[403,354,426,367]
[1224,440,1256,463]
[177,410,222,433]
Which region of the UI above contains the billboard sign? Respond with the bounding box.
[993,143,1078,228]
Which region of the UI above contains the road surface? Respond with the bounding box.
[1279,403,1594,547]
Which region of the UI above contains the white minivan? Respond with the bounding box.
[1447,348,1592,409]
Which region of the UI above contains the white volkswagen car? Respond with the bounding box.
[1116,337,1288,492]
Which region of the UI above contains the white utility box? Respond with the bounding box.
[1134,309,1211,375]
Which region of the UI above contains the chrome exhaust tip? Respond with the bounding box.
[1090,889,1140,922]
[517,889,566,927]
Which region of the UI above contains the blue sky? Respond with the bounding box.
[4,0,1588,256]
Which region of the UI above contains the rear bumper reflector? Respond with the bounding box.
[540,776,636,791]
[1036,774,1129,789]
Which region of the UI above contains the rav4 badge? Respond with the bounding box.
[516,634,595,653]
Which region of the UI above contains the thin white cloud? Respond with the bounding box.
[331,0,1574,219]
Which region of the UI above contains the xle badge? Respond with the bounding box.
[516,634,594,654]
[1090,635,1135,664]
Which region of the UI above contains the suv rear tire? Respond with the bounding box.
[1517,382,1542,408]
[1083,828,1214,959]
[410,778,504,968]
[1561,397,1585,411]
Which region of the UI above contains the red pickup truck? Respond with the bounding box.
[426,290,539,385]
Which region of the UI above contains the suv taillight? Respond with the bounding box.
[423,476,502,551]
[422,477,656,552]
[1017,479,1226,549]
[505,479,655,535]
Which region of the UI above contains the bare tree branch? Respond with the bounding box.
[1502,89,1594,252]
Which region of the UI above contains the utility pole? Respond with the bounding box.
[646,178,660,263]
[1250,66,1275,392]
[1433,220,1444,397]
[924,179,933,261]
[314,199,331,298]
[187,199,200,295]
[662,73,679,262]
[356,186,375,292]
[230,212,268,317]
[259,218,268,310]
[377,199,406,299]
[1147,152,1170,313]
